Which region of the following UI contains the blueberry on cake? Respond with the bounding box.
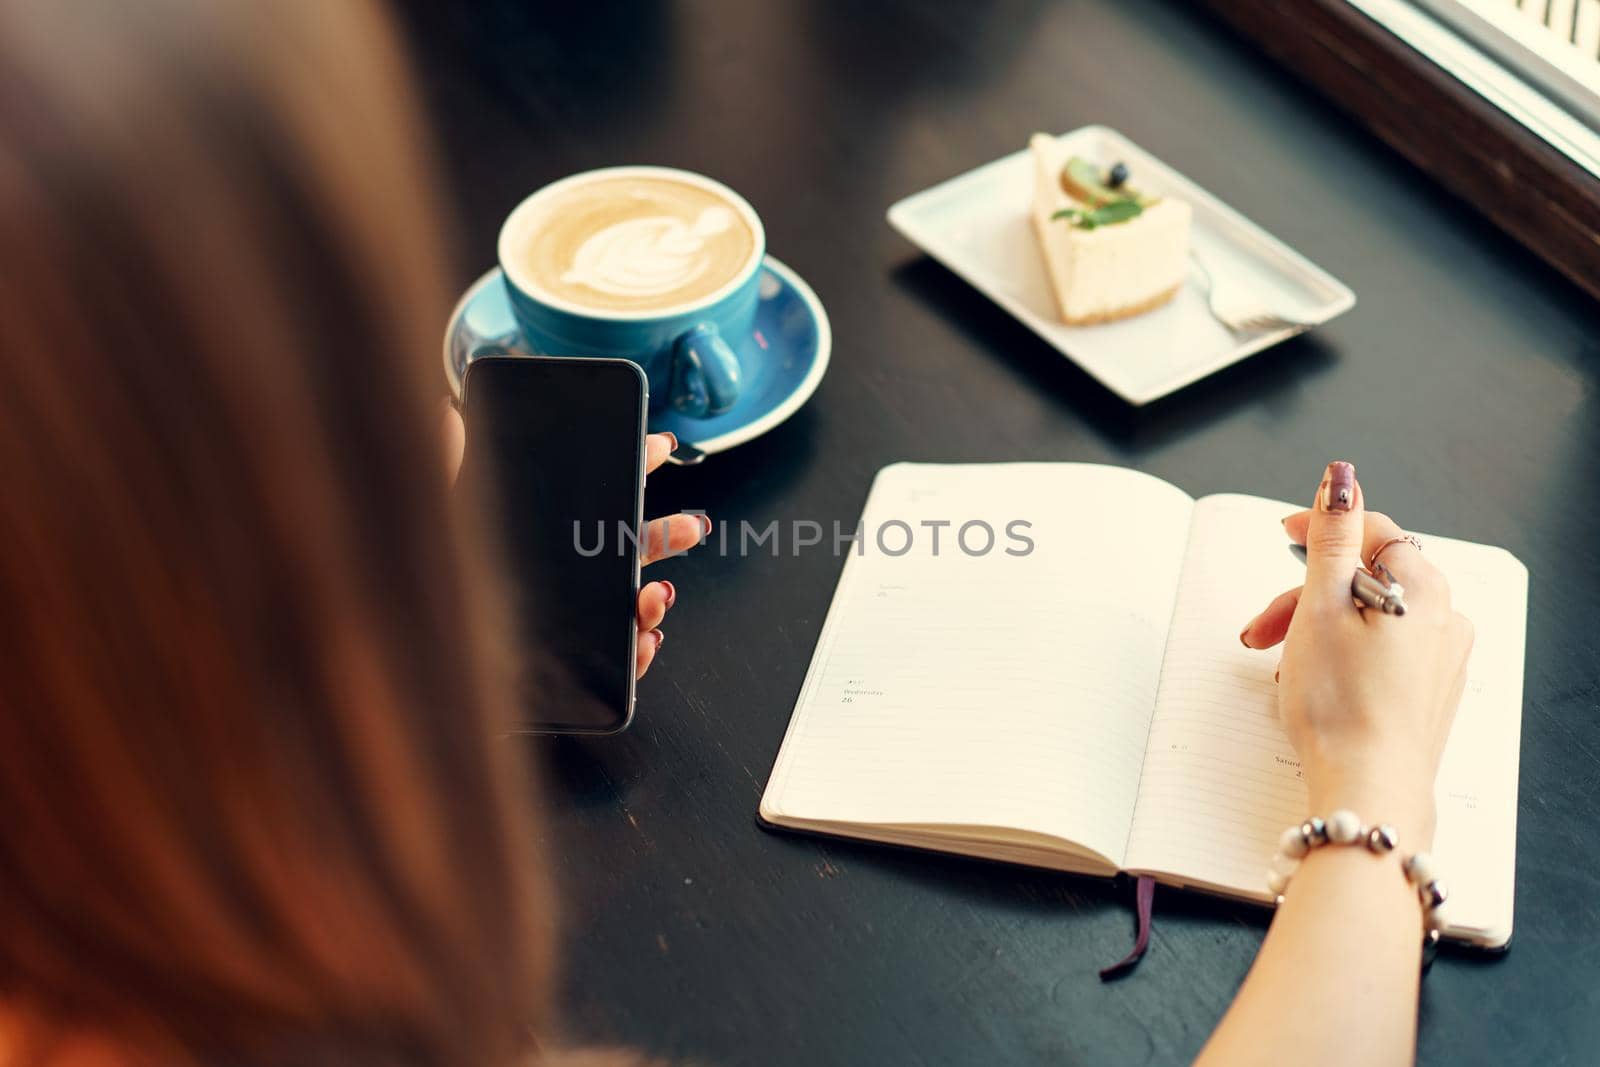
[1029,133,1191,325]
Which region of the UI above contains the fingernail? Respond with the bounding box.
[1239,625,1254,649]
[1320,461,1355,512]
[663,431,679,451]
[1274,668,1280,684]
[659,580,676,608]
[651,628,665,648]
[698,514,712,537]
[1281,515,1293,527]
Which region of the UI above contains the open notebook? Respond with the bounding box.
[761,463,1527,948]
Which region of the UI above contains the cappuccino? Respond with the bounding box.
[507,175,758,314]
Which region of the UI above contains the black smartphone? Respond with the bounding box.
[460,355,647,734]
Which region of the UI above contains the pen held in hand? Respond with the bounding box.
[1288,543,1408,616]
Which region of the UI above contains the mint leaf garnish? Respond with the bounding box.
[1051,198,1146,230]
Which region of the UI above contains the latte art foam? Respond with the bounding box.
[561,206,735,300]
[511,176,757,313]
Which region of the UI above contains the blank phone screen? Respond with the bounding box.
[460,356,646,733]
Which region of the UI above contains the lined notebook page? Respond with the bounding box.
[1125,493,1526,941]
[1123,495,1306,889]
[1411,532,1526,942]
[763,463,1193,865]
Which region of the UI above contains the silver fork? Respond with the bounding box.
[1191,249,1317,335]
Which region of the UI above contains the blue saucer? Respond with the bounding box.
[444,256,830,457]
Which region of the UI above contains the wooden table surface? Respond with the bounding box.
[398,1,1600,1062]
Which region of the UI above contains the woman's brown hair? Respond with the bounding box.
[0,1,557,1062]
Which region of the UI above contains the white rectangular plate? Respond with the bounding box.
[887,125,1356,406]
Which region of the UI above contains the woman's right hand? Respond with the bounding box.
[1237,462,1475,847]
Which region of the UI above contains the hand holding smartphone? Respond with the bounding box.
[460,356,648,734]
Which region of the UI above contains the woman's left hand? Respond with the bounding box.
[443,406,705,681]
[634,431,708,679]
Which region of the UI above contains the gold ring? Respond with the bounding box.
[1368,534,1422,571]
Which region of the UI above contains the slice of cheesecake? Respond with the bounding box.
[1029,133,1191,325]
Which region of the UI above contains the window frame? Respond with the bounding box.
[1200,0,1600,304]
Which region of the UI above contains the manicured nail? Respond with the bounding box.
[659,580,676,608]
[1239,625,1254,649]
[1320,461,1355,512]
[698,514,712,537]
[651,628,664,648]
[663,431,679,451]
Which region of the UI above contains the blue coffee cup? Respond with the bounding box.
[497,166,764,417]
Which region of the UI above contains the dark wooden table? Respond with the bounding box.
[398,2,1600,1062]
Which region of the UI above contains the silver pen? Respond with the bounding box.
[1289,543,1407,616]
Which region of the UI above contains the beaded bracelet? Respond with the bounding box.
[1267,809,1449,944]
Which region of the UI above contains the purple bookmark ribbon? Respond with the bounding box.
[1099,875,1156,981]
